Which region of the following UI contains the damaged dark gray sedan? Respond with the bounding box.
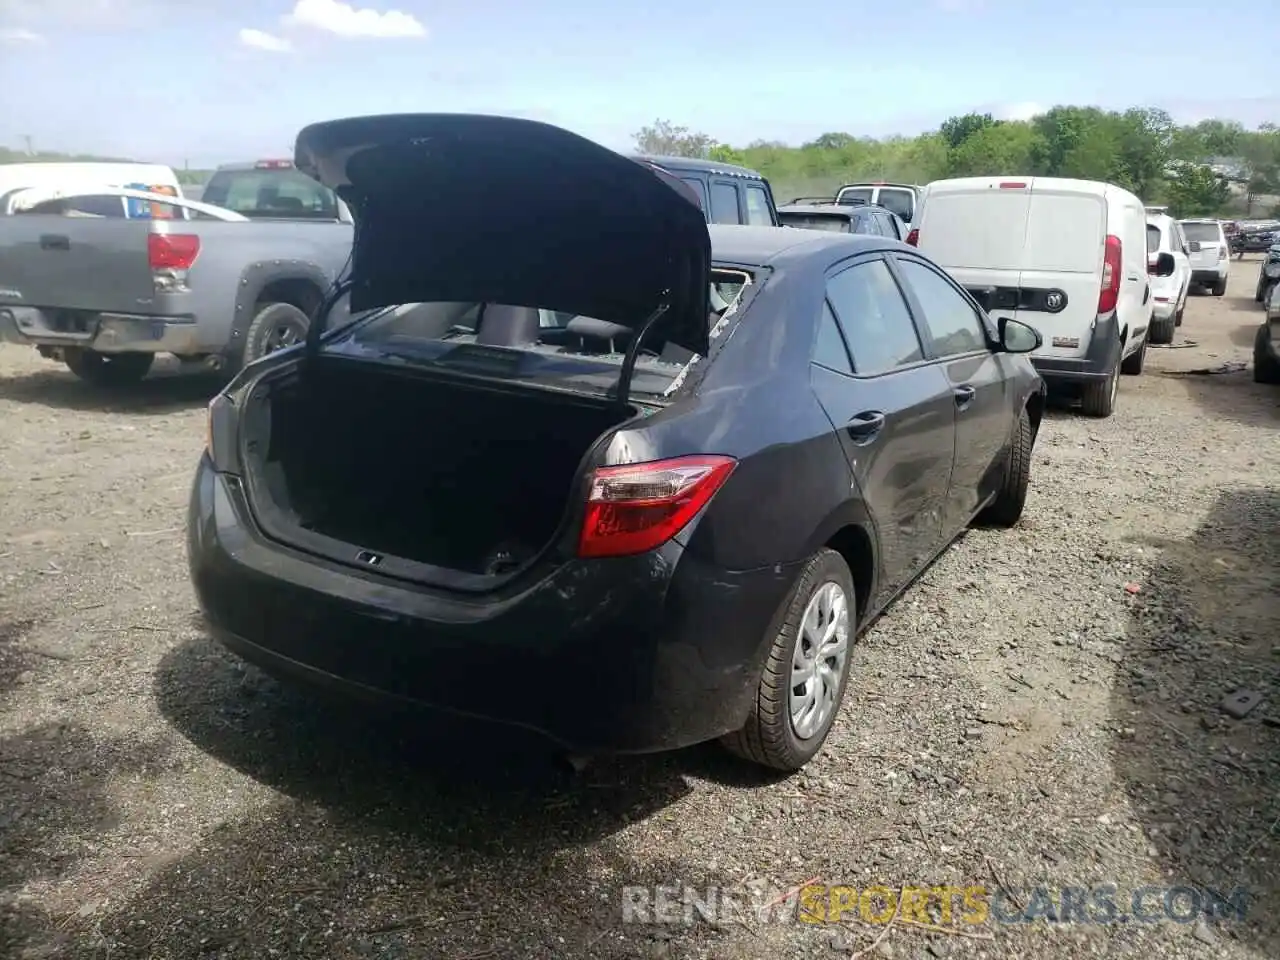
[187,113,1047,772]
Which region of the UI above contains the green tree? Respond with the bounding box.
[940,112,999,150]
[947,121,1041,176]
[1165,164,1230,217]
[632,119,714,158]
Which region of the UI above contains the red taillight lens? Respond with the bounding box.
[999,181,1028,189]
[905,228,919,247]
[148,233,200,270]
[1098,234,1122,315]
[577,455,737,559]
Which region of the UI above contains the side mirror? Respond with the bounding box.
[998,317,1041,354]
[1154,252,1176,277]
[1189,241,1202,253]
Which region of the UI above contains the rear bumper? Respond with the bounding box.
[1030,314,1119,384]
[0,306,200,354]
[1191,268,1226,284]
[185,456,804,755]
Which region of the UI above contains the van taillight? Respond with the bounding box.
[1098,234,1122,315]
[905,228,919,247]
[148,233,200,293]
[999,182,1028,189]
[577,455,736,558]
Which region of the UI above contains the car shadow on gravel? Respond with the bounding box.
[1162,366,1280,428]
[0,364,223,415]
[0,723,175,957]
[127,637,736,959]
[1112,487,1280,954]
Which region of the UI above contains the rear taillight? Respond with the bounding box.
[905,228,919,247]
[577,455,737,559]
[1098,234,1122,315]
[148,233,200,293]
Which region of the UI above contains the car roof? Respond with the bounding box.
[777,204,858,217]
[632,154,766,181]
[709,223,889,267]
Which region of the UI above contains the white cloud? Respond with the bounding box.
[283,0,425,39]
[238,27,293,52]
[0,26,43,43]
[994,102,1047,122]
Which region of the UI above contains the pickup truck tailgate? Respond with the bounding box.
[0,216,159,313]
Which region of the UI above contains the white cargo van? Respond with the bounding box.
[910,176,1175,418]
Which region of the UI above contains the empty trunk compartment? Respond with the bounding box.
[241,357,637,577]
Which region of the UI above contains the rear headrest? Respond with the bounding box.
[475,303,541,346]
[566,315,633,343]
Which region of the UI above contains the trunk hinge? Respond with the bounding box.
[612,299,670,410]
[304,277,355,361]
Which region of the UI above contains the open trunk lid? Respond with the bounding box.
[294,113,712,365]
[930,178,1104,363]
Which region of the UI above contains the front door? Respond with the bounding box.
[808,255,957,607]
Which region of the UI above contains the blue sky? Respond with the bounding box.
[0,0,1276,168]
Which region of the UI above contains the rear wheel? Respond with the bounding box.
[242,302,311,367]
[979,407,1032,527]
[1146,314,1174,346]
[1175,298,1185,327]
[1080,361,1119,418]
[1121,334,1149,372]
[1255,324,1280,385]
[63,349,154,387]
[1211,277,1227,297]
[721,548,854,773]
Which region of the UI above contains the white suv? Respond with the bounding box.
[1145,213,1192,343]
[1178,219,1230,296]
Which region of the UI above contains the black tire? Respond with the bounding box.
[63,349,154,386]
[1080,361,1119,418]
[979,407,1032,527]
[1121,334,1148,372]
[721,548,856,773]
[1261,281,1277,310]
[1257,278,1266,303]
[1211,278,1227,297]
[1255,324,1280,385]
[1175,299,1184,327]
[1146,314,1174,346]
[242,302,311,367]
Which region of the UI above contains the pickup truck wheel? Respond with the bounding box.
[63,349,154,387]
[720,548,855,773]
[243,302,311,365]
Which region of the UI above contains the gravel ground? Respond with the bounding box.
[1,258,1278,960]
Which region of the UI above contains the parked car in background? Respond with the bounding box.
[1255,282,1280,384]
[0,161,185,220]
[1145,211,1192,343]
[911,176,1175,418]
[778,200,907,240]
[0,158,354,386]
[189,112,1047,775]
[834,181,922,227]
[631,154,778,226]
[1255,241,1280,304]
[1178,219,1230,295]
[1239,221,1279,253]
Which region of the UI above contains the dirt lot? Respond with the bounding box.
[1,258,1278,960]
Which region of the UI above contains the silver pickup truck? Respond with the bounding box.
[0,160,353,385]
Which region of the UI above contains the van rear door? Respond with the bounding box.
[1012,183,1106,363]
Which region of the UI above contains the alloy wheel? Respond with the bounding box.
[789,581,851,740]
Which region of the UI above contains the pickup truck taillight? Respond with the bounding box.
[148,233,200,293]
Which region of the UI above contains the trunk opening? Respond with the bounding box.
[242,357,637,578]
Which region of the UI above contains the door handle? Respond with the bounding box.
[953,385,976,408]
[39,234,70,251]
[846,411,885,443]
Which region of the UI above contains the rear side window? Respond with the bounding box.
[744,185,773,225]
[201,168,339,219]
[895,259,989,358]
[813,303,855,373]
[709,181,740,224]
[1146,224,1162,254]
[876,188,915,222]
[679,177,708,212]
[826,259,923,375]
[26,195,126,217]
[779,213,850,233]
[837,187,873,206]
[877,212,902,240]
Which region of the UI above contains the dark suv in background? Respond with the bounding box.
[632,155,779,227]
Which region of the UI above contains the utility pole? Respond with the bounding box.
[22,134,33,155]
